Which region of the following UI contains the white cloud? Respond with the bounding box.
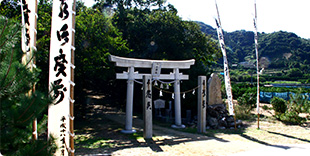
[168,0,310,39]
[79,0,310,38]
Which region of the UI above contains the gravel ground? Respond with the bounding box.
[75,97,310,156]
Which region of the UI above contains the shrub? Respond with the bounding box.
[279,111,306,124]
[270,97,287,114]
[235,105,253,120]
[274,92,309,125]
[288,92,310,114]
[237,92,257,114]
[262,105,269,110]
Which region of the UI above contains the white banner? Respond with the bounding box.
[214,0,234,116]
[21,0,37,68]
[48,0,74,155]
[21,0,29,53]
[254,0,260,114]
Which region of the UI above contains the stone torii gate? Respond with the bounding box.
[109,55,195,133]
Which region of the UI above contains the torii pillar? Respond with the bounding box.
[109,55,195,133]
[171,68,185,128]
[124,66,136,133]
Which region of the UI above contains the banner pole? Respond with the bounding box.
[32,0,38,141]
[21,0,38,140]
[254,0,260,129]
[214,0,236,129]
[70,0,76,155]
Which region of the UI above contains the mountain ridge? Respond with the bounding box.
[197,21,310,68]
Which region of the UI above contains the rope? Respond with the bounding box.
[156,79,177,84]
[133,78,199,96]
[154,85,200,95]
[133,79,143,84]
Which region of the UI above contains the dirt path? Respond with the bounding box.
[75,97,310,156]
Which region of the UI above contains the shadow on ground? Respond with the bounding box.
[74,96,238,155]
[74,95,310,155]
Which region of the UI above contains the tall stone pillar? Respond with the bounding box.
[143,75,153,139]
[122,67,136,133]
[172,68,185,128]
[197,76,207,133]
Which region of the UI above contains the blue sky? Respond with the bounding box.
[83,0,310,39]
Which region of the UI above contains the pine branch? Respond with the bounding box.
[0,22,20,50]
[34,144,48,155]
[37,115,48,134]
[18,113,34,124]
[0,46,14,87]
[1,54,36,94]
[17,97,36,120]
[0,17,9,48]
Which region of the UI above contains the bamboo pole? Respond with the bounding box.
[32,0,38,141]
[254,0,260,129]
[21,0,38,141]
[70,0,77,155]
[214,0,237,129]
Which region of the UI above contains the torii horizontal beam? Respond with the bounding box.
[116,72,189,80]
[109,55,195,69]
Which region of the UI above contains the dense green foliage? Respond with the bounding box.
[1,0,221,119]
[200,22,310,66]
[288,92,310,114]
[0,16,55,156]
[270,97,287,114]
[235,92,257,120]
[200,22,310,84]
[276,92,310,125]
[230,82,310,99]
[75,6,131,88]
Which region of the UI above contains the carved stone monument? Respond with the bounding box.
[154,99,165,117]
[206,73,241,129]
[208,73,222,105]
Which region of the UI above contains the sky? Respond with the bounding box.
[83,0,310,39]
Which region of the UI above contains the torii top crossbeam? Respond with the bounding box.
[109,55,195,80]
[109,55,195,69]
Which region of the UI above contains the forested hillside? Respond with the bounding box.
[198,22,310,69]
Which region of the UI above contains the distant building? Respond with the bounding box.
[239,61,255,68]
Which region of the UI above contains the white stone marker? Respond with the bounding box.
[143,75,153,139]
[197,76,207,133]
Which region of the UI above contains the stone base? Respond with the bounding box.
[171,124,186,129]
[121,129,136,134]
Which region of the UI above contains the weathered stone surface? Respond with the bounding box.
[154,99,165,118]
[207,117,218,129]
[206,104,242,129]
[208,73,222,105]
[154,99,165,109]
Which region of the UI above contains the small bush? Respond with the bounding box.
[274,92,309,125]
[270,97,287,114]
[262,105,269,110]
[235,105,253,120]
[288,93,310,114]
[237,92,257,114]
[235,92,257,120]
[278,111,306,125]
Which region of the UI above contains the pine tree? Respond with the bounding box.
[0,16,56,155]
